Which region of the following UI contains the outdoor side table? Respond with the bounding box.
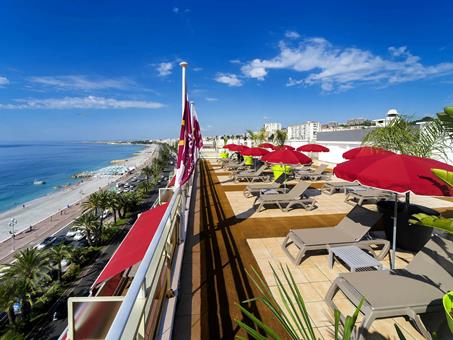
[328,245,383,272]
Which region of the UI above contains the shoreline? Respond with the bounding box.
[0,144,158,242]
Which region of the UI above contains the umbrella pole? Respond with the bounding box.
[391,192,398,269]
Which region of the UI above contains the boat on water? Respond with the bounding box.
[33,179,46,185]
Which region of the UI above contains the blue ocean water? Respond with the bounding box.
[0,142,145,213]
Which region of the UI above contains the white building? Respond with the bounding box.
[373,108,399,127]
[316,128,374,164]
[287,121,321,141]
[264,122,282,135]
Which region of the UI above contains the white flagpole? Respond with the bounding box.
[180,61,188,113]
[178,62,188,240]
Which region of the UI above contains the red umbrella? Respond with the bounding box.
[258,143,276,150]
[223,143,238,150]
[236,145,250,154]
[342,146,394,159]
[334,153,453,267]
[278,145,295,150]
[297,144,330,152]
[334,154,453,196]
[261,149,311,165]
[242,147,269,157]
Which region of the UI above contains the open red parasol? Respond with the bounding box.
[297,144,330,152]
[342,146,394,160]
[261,149,312,165]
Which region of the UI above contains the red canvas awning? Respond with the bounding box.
[94,202,169,285]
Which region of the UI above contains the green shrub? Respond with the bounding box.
[1,329,24,340]
[62,264,80,282]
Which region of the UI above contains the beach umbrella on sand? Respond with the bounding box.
[342,146,394,160]
[334,153,453,268]
[259,143,276,150]
[297,144,330,153]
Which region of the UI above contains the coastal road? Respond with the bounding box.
[26,169,172,340]
[0,146,160,264]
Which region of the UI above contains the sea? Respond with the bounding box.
[0,142,146,213]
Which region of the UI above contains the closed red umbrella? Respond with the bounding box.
[258,143,276,150]
[342,146,394,159]
[334,153,453,267]
[261,149,311,165]
[242,147,269,157]
[297,144,330,152]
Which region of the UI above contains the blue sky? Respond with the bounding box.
[1,0,453,141]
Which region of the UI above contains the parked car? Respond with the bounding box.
[53,235,69,246]
[73,231,86,241]
[66,227,80,238]
[101,209,111,219]
[34,236,57,250]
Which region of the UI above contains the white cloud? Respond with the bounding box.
[230,59,241,64]
[0,96,164,110]
[205,97,218,102]
[0,76,10,86]
[285,31,300,39]
[28,75,133,91]
[240,37,453,91]
[214,73,243,87]
[156,62,173,77]
[193,67,203,72]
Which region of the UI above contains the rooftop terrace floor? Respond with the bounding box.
[173,159,450,339]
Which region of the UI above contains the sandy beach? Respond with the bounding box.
[0,144,158,242]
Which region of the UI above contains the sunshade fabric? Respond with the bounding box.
[334,154,453,196]
[94,203,169,285]
[297,144,330,152]
[258,143,276,149]
[242,147,269,157]
[261,149,312,165]
[342,146,394,159]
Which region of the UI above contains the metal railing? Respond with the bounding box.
[103,169,195,339]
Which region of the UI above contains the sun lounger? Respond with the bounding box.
[281,205,388,265]
[243,173,288,198]
[233,165,270,183]
[254,181,317,212]
[224,160,245,170]
[344,188,392,206]
[296,164,329,180]
[325,234,453,339]
[321,181,362,195]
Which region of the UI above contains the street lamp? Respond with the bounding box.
[9,218,17,251]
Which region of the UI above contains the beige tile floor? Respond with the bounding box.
[226,189,453,219]
[247,237,436,339]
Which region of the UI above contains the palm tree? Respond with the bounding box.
[142,165,153,181]
[75,212,100,245]
[6,248,51,321]
[82,191,104,215]
[362,115,450,161]
[0,279,19,326]
[47,245,72,281]
[274,129,287,146]
[150,161,162,182]
[246,129,258,146]
[105,191,120,223]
